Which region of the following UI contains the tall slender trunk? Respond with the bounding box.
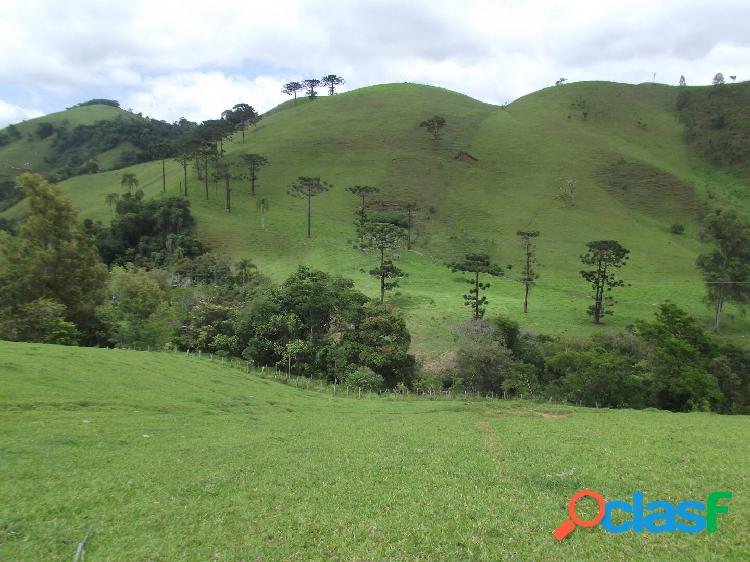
[380,247,385,304]
[251,168,256,196]
[161,159,166,192]
[261,208,266,230]
[523,282,530,314]
[714,288,725,331]
[204,156,209,199]
[407,206,413,249]
[225,177,231,212]
[307,191,312,238]
[474,271,480,319]
[183,163,188,197]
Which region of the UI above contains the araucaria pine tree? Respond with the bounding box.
[241,154,268,196]
[696,209,750,331]
[579,240,629,323]
[287,176,331,238]
[359,222,407,303]
[517,230,540,313]
[347,185,379,227]
[449,253,505,319]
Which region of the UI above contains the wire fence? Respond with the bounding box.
[108,344,575,406]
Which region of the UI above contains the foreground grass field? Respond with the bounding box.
[1,342,748,560]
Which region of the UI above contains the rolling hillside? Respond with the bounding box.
[0,103,141,179]
[1,341,747,560]
[4,81,750,353]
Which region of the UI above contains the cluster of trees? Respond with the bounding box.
[431,304,750,414]
[35,115,198,180]
[0,173,416,389]
[282,75,345,101]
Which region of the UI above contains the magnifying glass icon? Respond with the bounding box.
[553,489,606,541]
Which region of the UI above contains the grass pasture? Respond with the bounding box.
[1,341,748,560]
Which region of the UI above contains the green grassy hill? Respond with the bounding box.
[0,104,141,178]
[1,341,747,560]
[5,81,750,353]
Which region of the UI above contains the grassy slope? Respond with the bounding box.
[5,82,750,353]
[0,105,140,177]
[0,341,748,560]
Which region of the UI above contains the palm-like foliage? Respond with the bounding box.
[240,154,268,196]
[120,173,139,195]
[105,193,119,214]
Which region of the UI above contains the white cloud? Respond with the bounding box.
[0,100,43,127]
[1,0,750,122]
[122,72,286,121]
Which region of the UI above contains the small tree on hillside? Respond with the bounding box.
[403,201,419,249]
[215,161,238,213]
[240,154,268,196]
[579,240,630,324]
[174,146,193,196]
[321,74,345,95]
[256,197,270,230]
[679,75,687,87]
[105,193,119,214]
[360,222,407,303]
[303,79,321,100]
[347,185,379,227]
[517,230,540,313]
[282,81,304,103]
[713,73,725,86]
[420,115,446,141]
[449,253,505,320]
[120,173,139,195]
[236,258,257,284]
[287,176,331,238]
[696,209,750,331]
[151,142,175,193]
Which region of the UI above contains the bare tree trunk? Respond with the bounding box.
[307,191,312,238]
[380,247,385,304]
[715,290,725,331]
[161,159,166,192]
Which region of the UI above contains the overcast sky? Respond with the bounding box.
[1,0,749,126]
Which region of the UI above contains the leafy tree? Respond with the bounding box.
[174,147,192,196]
[454,322,514,393]
[96,266,172,348]
[636,303,721,411]
[287,176,331,238]
[284,339,308,375]
[342,366,383,391]
[419,115,446,141]
[105,192,120,214]
[359,222,407,303]
[696,209,750,330]
[240,153,268,196]
[0,174,107,340]
[579,240,629,324]
[214,161,238,212]
[225,103,260,143]
[35,122,55,139]
[517,230,540,313]
[0,297,79,345]
[449,253,505,319]
[281,81,304,103]
[150,142,175,192]
[713,72,725,86]
[236,258,257,284]
[340,303,415,388]
[679,75,686,87]
[120,173,139,195]
[347,185,379,226]
[303,79,321,100]
[320,74,345,95]
[257,197,270,230]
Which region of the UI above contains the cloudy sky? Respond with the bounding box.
[1,0,749,126]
